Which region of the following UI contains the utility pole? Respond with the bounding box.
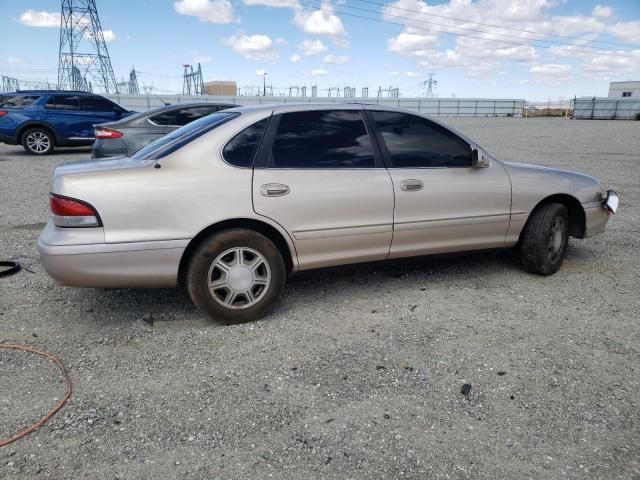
[422,72,437,98]
[263,71,267,97]
[58,0,118,93]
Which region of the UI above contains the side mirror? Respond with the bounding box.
[471,148,490,168]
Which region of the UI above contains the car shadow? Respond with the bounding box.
[74,242,593,327]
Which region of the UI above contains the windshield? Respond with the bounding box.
[131,111,238,161]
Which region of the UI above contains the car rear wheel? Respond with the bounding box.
[518,203,569,275]
[22,128,55,155]
[186,228,286,323]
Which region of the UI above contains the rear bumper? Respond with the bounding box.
[37,220,188,288]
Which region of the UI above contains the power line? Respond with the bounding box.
[293,0,639,58]
[341,1,639,53]
[354,0,640,50]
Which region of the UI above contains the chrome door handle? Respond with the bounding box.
[400,179,423,192]
[261,183,290,197]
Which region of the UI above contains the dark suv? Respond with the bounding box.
[0,90,132,155]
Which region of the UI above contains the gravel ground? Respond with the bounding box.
[1,117,638,479]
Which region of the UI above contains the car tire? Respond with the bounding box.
[518,202,569,276]
[186,228,286,323]
[21,127,55,155]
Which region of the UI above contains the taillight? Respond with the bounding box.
[94,127,123,139]
[49,193,101,227]
[0,111,7,117]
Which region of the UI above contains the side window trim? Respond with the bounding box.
[259,109,379,170]
[367,110,472,169]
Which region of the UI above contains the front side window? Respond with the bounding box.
[46,95,80,110]
[270,110,375,168]
[223,118,268,167]
[370,111,471,168]
[81,96,118,112]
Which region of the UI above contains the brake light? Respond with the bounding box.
[0,111,7,117]
[49,193,101,227]
[94,127,123,139]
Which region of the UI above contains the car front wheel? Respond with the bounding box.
[22,128,55,155]
[186,228,286,323]
[518,202,569,276]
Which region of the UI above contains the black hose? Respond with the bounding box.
[0,261,21,278]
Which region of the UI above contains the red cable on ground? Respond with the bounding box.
[0,344,73,447]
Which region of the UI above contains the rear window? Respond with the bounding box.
[131,112,238,161]
[0,95,41,108]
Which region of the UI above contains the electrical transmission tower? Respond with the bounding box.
[1,76,21,93]
[58,0,118,93]
[422,73,438,98]
[182,64,204,95]
[116,67,140,94]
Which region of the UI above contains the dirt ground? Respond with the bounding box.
[1,117,638,479]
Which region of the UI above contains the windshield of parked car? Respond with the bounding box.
[131,111,238,161]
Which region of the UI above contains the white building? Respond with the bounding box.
[608,81,640,98]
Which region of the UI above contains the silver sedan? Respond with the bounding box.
[38,104,619,323]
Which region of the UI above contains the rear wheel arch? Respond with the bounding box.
[18,122,58,146]
[178,218,297,285]
[521,194,586,241]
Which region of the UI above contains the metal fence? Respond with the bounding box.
[103,94,525,117]
[572,97,640,120]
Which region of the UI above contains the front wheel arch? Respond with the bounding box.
[520,194,586,242]
[18,123,58,147]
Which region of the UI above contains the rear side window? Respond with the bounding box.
[46,95,81,110]
[223,118,268,167]
[149,111,176,126]
[0,95,41,108]
[81,96,117,112]
[269,110,374,168]
[370,111,471,168]
[131,112,237,161]
[173,106,219,126]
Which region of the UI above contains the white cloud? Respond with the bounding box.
[275,37,287,45]
[405,71,419,77]
[608,21,640,44]
[7,56,23,64]
[390,71,400,76]
[382,0,622,80]
[550,44,640,81]
[591,5,612,18]
[290,53,302,63]
[256,69,267,75]
[324,54,349,64]
[387,31,438,58]
[311,68,328,75]
[293,1,346,37]
[102,30,116,42]
[299,39,328,55]
[174,0,235,24]
[222,33,278,61]
[529,63,573,85]
[19,10,60,27]
[245,0,299,7]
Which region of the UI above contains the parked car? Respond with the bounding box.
[38,104,619,323]
[92,102,237,158]
[0,90,132,155]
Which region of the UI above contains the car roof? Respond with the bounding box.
[13,90,102,96]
